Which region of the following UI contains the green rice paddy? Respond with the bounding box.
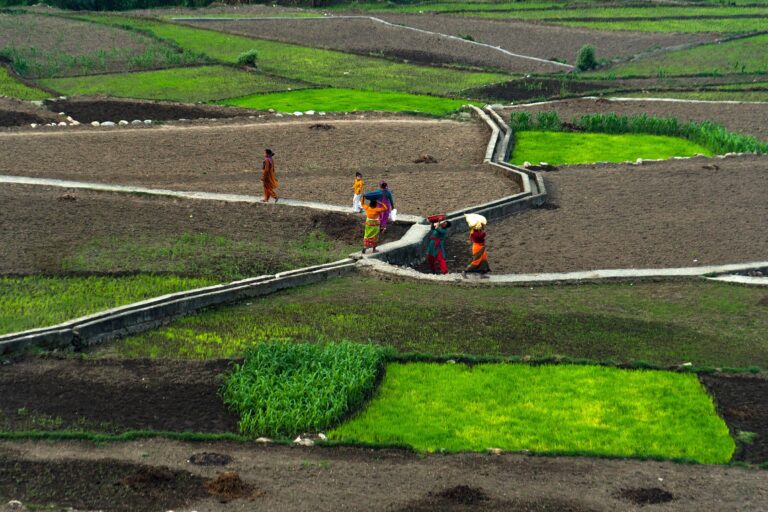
[41,65,306,102]
[510,131,712,166]
[0,275,216,335]
[220,88,470,114]
[330,363,735,463]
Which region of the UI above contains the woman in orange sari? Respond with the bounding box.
[261,148,278,203]
[362,198,388,253]
[463,226,490,277]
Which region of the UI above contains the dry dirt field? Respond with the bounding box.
[501,97,768,141]
[1,434,767,512]
[0,184,394,276]
[438,155,768,274]
[0,117,520,216]
[374,14,718,63]
[183,17,565,73]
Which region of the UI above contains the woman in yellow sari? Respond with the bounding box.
[362,198,388,253]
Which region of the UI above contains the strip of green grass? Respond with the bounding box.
[510,131,712,165]
[220,88,469,114]
[595,34,768,78]
[0,66,49,100]
[330,363,735,463]
[561,18,768,33]
[40,64,306,102]
[78,15,508,96]
[0,275,216,335]
[223,342,385,437]
[103,276,768,370]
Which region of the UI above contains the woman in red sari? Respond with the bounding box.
[261,148,278,203]
[463,226,490,277]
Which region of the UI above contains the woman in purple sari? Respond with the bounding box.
[378,182,394,232]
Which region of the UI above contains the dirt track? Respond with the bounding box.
[1,437,767,511]
[501,97,768,141]
[437,155,768,273]
[0,118,519,216]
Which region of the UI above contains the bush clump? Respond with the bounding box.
[509,110,768,155]
[575,44,597,71]
[236,49,258,68]
[222,342,386,438]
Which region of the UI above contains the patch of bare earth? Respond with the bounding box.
[0,118,519,216]
[2,438,767,511]
[372,14,719,63]
[181,18,563,73]
[0,184,394,275]
[439,155,768,273]
[0,97,60,127]
[501,97,768,141]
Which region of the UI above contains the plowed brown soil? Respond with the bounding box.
[0,117,519,216]
[435,155,768,273]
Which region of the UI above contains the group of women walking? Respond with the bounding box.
[259,149,489,276]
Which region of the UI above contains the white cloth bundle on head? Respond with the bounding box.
[464,213,487,230]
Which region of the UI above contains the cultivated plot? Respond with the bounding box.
[0,118,516,215]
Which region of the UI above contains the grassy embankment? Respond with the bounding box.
[510,131,711,165]
[0,275,216,335]
[98,276,768,371]
[0,66,48,100]
[331,362,735,463]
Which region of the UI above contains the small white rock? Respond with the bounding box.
[268,108,275,113]
[30,123,37,128]
[318,112,326,116]
[305,110,315,115]
[256,437,273,443]
[91,121,100,127]
[101,121,115,127]
[6,500,24,510]
[58,111,66,115]
[143,120,152,125]
[131,120,142,125]
[293,111,303,116]
[318,432,327,440]
[636,158,643,164]
[118,120,129,126]
[58,121,67,126]
[70,120,79,126]
[275,113,283,117]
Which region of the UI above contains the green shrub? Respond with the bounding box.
[222,342,386,438]
[237,49,258,67]
[536,110,561,131]
[576,44,597,71]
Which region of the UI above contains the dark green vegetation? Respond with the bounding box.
[331,363,735,464]
[575,44,597,72]
[0,0,212,9]
[0,275,215,335]
[509,111,768,155]
[510,131,711,166]
[60,231,358,281]
[222,342,385,437]
[102,276,768,370]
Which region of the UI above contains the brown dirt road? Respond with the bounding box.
[1,437,767,511]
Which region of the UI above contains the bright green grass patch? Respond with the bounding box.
[222,342,385,437]
[510,131,712,165]
[102,277,768,370]
[595,34,768,78]
[40,64,305,102]
[561,18,768,33]
[60,231,356,282]
[0,66,49,100]
[330,363,735,463]
[221,88,469,114]
[78,15,508,96]
[0,275,216,335]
